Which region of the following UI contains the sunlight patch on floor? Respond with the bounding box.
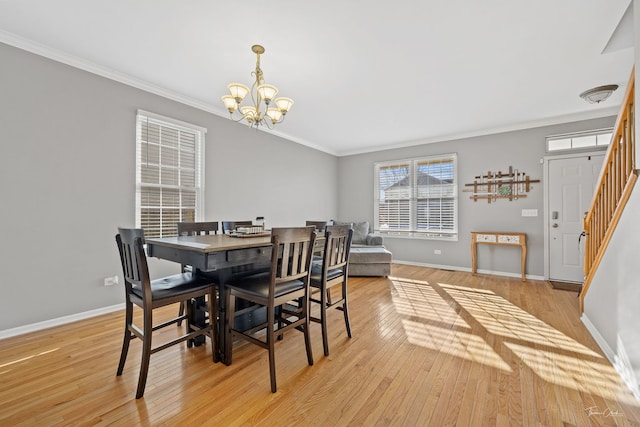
[505,342,638,405]
[440,283,601,358]
[390,277,469,328]
[387,275,636,402]
[390,277,510,372]
[0,347,59,371]
[401,318,512,371]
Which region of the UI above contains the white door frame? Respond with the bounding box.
[542,150,606,280]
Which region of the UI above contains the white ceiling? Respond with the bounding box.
[0,0,634,156]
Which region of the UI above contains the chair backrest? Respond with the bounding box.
[305,221,328,232]
[221,220,253,234]
[322,225,353,273]
[115,228,151,300]
[177,221,219,236]
[176,222,219,273]
[270,227,316,285]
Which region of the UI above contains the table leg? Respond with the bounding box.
[521,244,527,281]
[471,241,477,275]
[192,270,228,363]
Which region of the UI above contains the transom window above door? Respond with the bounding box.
[546,128,613,152]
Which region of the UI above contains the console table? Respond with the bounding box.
[471,231,527,281]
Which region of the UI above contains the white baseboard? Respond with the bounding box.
[581,313,616,362]
[393,260,545,281]
[0,303,125,340]
[581,313,640,403]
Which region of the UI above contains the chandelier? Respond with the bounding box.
[221,45,294,129]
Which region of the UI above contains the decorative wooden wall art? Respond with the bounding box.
[464,166,540,203]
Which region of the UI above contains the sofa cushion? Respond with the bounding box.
[349,247,392,264]
[351,221,369,244]
[332,220,381,246]
[332,220,352,228]
[349,263,390,277]
[348,247,392,277]
[366,234,383,246]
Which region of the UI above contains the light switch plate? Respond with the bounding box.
[521,209,538,217]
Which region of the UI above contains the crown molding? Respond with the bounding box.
[337,107,621,156]
[1,30,618,158]
[0,30,337,156]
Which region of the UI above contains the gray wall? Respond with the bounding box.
[0,42,338,330]
[0,38,619,334]
[338,116,616,277]
[584,185,640,400]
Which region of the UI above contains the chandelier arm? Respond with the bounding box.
[228,111,250,123]
[262,119,274,130]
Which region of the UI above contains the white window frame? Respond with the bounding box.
[374,153,458,240]
[546,128,613,153]
[135,110,206,238]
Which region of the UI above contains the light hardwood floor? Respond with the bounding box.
[1,264,639,426]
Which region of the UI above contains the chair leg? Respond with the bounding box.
[225,292,235,366]
[277,304,284,341]
[116,301,133,376]
[321,286,330,356]
[303,295,314,366]
[267,303,277,393]
[136,309,153,399]
[177,301,185,326]
[208,289,217,363]
[342,281,352,338]
[186,299,194,348]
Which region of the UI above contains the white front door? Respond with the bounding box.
[548,154,604,282]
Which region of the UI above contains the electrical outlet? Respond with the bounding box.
[104,275,119,286]
[434,249,442,255]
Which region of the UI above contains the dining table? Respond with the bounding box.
[146,233,273,364]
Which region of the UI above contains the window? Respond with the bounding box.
[136,111,205,238]
[547,128,612,152]
[374,154,457,239]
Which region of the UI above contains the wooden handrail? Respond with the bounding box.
[581,68,637,311]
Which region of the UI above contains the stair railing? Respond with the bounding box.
[581,68,637,310]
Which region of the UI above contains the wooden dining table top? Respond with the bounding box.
[146,233,273,253]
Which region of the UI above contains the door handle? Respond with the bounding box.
[552,223,558,228]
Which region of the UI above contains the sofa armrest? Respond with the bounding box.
[366,233,383,246]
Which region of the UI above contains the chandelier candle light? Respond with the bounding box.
[221,45,294,128]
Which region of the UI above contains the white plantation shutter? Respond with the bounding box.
[374,154,457,239]
[136,111,205,238]
[375,162,411,232]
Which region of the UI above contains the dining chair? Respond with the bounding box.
[115,228,216,399]
[221,220,253,234]
[177,221,219,236]
[222,220,271,280]
[176,221,219,325]
[224,226,316,392]
[306,221,330,258]
[309,224,354,356]
[305,220,328,232]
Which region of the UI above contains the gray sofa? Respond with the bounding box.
[332,221,392,277]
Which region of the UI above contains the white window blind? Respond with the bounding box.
[135,111,205,238]
[374,154,457,239]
